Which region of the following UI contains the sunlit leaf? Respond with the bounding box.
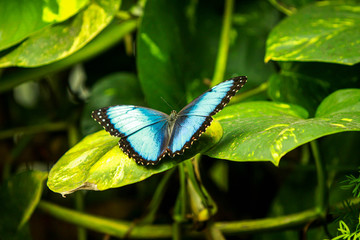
[47,121,223,195]
[0,19,138,93]
[0,0,89,51]
[0,0,120,67]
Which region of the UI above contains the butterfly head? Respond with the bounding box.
[169,110,177,121]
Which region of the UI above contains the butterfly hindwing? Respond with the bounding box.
[168,76,247,154]
[122,120,170,165]
[168,115,211,156]
[92,106,170,165]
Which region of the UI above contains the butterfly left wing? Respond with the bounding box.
[168,76,247,155]
[92,106,171,165]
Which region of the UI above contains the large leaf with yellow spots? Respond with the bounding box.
[47,121,223,195]
[207,89,360,165]
[265,1,360,65]
[0,0,120,67]
[48,89,360,194]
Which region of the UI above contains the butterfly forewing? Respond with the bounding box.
[178,76,247,117]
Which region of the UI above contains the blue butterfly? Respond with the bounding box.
[92,76,247,165]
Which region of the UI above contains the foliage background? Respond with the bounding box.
[0,0,359,239]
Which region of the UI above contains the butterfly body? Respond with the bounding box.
[92,76,247,165]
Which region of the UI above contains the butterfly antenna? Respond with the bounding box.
[160,97,174,111]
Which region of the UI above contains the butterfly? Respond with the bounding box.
[92,76,247,166]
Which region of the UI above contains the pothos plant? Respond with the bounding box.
[0,0,360,239]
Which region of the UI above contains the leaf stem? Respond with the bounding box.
[212,0,234,86]
[311,140,328,217]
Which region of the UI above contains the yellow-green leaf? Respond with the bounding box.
[0,0,89,51]
[47,120,222,195]
[0,0,120,67]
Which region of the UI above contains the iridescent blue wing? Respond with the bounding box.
[168,76,247,155]
[92,106,170,165]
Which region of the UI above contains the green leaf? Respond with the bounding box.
[0,171,48,239]
[137,0,198,111]
[80,72,145,135]
[0,0,120,67]
[0,0,89,51]
[206,89,360,165]
[316,89,360,117]
[137,0,277,111]
[138,0,244,112]
[47,120,223,195]
[227,1,278,88]
[265,1,360,65]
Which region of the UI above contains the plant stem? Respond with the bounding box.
[68,122,86,240]
[185,158,217,223]
[184,160,206,202]
[38,200,139,239]
[141,168,175,224]
[41,199,353,238]
[216,209,319,235]
[211,0,234,86]
[204,222,226,240]
[311,140,328,217]
[0,122,67,140]
[172,222,182,240]
[230,82,268,104]
[268,0,296,16]
[75,192,87,240]
[176,162,188,222]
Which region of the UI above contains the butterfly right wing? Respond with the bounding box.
[92,106,171,165]
[168,76,247,155]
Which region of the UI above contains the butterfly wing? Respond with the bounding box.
[168,76,247,155]
[92,106,171,165]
